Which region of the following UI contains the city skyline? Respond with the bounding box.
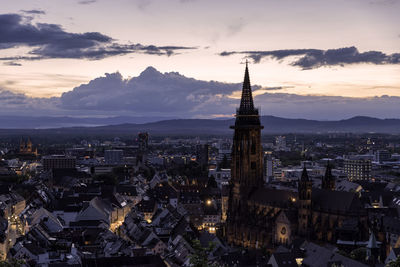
[2,1,400,266]
[0,0,400,120]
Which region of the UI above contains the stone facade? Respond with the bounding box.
[225,65,368,249]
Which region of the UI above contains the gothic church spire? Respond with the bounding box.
[238,61,256,115]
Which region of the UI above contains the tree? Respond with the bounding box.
[189,239,216,267]
[350,247,367,262]
[94,173,118,185]
[207,175,218,188]
[0,259,24,267]
[112,166,126,176]
[219,155,230,169]
[387,256,400,267]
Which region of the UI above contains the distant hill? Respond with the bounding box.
[0,115,177,129]
[0,115,400,137]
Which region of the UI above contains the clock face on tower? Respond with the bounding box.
[281,226,286,235]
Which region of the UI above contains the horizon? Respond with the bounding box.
[0,114,400,132]
[2,1,400,263]
[0,0,400,121]
[1,65,400,121]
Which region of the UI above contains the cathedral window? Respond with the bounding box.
[251,162,256,169]
[281,226,286,235]
[251,137,256,154]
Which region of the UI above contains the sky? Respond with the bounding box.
[0,0,399,120]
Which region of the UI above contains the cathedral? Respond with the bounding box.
[19,137,38,156]
[225,64,368,249]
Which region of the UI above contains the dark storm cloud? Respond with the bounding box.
[254,93,400,120]
[0,13,196,61]
[59,66,248,114]
[57,67,400,120]
[0,89,58,111]
[220,47,400,69]
[1,67,400,120]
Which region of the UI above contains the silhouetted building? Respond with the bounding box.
[226,62,265,247]
[344,158,371,181]
[376,150,391,163]
[137,132,149,166]
[138,132,149,151]
[104,149,123,165]
[19,137,38,156]
[264,152,273,183]
[298,167,312,237]
[322,162,335,190]
[225,64,368,249]
[196,144,209,167]
[42,155,76,171]
[275,136,287,151]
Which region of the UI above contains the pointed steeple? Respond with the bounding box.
[238,60,256,115]
[301,167,309,181]
[324,161,333,181]
[366,230,379,263]
[232,61,262,128]
[322,161,335,190]
[367,231,378,249]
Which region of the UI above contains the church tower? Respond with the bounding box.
[226,62,264,246]
[26,137,32,153]
[19,138,25,153]
[298,167,312,237]
[322,162,335,190]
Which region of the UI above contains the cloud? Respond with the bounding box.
[0,89,59,115]
[135,0,152,10]
[0,13,196,61]
[20,10,46,15]
[52,67,400,119]
[219,47,400,69]
[227,17,246,36]
[78,0,96,4]
[3,61,22,66]
[259,86,294,91]
[59,67,246,115]
[0,56,42,61]
[1,66,400,120]
[254,93,400,120]
[369,0,400,5]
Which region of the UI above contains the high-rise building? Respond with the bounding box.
[376,150,391,163]
[344,158,371,181]
[138,132,149,151]
[104,149,123,165]
[137,132,149,165]
[275,136,287,151]
[196,144,209,167]
[264,152,273,183]
[42,155,76,171]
